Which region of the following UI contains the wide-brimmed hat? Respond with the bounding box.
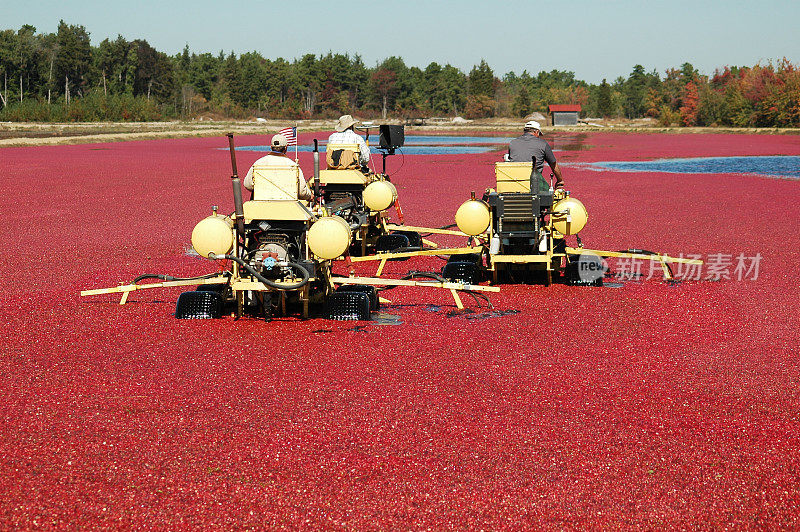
[524,120,541,130]
[335,114,358,132]
[271,134,288,148]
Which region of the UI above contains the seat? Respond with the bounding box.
[242,199,314,222]
[251,165,303,201]
[326,143,362,170]
[495,162,550,194]
[318,169,370,186]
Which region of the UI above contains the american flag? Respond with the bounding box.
[279,126,297,146]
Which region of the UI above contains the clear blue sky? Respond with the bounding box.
[5,0,799,83]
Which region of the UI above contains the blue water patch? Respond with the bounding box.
[233,134,511,155]
[402,135,512,145]
[590,155,800,180]
[398,146,501,154]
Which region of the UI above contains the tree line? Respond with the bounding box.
[0,21,798,127]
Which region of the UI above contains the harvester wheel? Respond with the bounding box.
[175,290,224,319]
[376,233,410,253]
[325,291,372,321]
[391,230,423,249]
[336,285,379,311]
[442,261,481,285]
[447,253,482,265]
[564,255,605,286]
[196,283,225,292]
[196,283,230,300]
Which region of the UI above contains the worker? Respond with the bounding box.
[243,134,313,200]
[508,120,564,189]
[328,114,370,167]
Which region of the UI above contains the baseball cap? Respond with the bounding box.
[271,134,288,148]
[524,120,541,130]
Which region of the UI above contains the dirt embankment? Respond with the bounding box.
[1,118,798,147]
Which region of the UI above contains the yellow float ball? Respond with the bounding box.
[455,199,491,236]
[191,215,234,258]
[552,197,588,235]
[363,180,398,212]
[307,216,352,259]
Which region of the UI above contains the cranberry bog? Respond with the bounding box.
[2,131,799,528]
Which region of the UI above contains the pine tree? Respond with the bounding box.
[468,59,495,97]
[54,20,91,99]
[598,78,613,117]
[624,64,647,118]
[512,85,531,117]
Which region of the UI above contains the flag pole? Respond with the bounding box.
[294,122,298,163]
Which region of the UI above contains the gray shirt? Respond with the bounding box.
[508,132,557,173]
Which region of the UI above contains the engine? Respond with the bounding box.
[247,232,296,279]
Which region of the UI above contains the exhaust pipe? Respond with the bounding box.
[226,133,246,256]
[313,139,321,202]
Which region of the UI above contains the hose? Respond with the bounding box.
[616,248,674,278]
[212,254,310,291]
[376,270,446,292]
[419,223,458,238]
[374,269,491,308]
[132,272,229,284]
[619,248,657,255]
[403,271,492,308]
[385,147,405,177]
[417,223,460,238]
[382,245,423,254]
[463,290,492,308]
[403,271,448,283]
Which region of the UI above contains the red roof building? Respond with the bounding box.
[548,104,582,126]
[548,104,582,113]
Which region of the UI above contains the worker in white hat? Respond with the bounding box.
[243,133,312,200]
[328,114,370,167]
[508,120,564,189]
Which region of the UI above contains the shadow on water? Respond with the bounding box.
[372,312,403,325]
[427,304,521,320]
[447,309,521,320]
[550,132,592,151]
[310,312,402,332]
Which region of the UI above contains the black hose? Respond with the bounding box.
[376,270,446,292]
[618,248,657,255]
[132,272,229,284]
[412,224,460,239]
[463,290,492,308]
[385,147,405,177]
[386,246,423,254]
[405,271,492,308]
[617,248,674,278]
[218,254,310,290]
[403,271,449,283]
[375,270,491,308]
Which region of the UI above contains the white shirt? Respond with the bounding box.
[327,129,370,165]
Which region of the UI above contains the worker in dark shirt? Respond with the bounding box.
[508,120,564,189]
